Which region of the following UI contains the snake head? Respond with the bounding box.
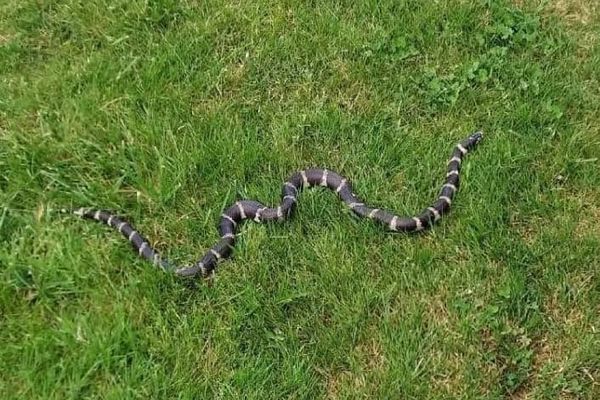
[471,131,483,144]
[175,265,200,278]
[470,131,484,145]
[175,262,211,278]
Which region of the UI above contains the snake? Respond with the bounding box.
[64,131,483,279]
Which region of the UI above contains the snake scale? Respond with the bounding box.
[65,131,483,279]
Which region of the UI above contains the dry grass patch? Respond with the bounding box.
[356,336,386,371]
[513,215,545,246]
[551,189,600,239]
[324,335,386,399]
[325,370,359,399]
[0,33,13,45]
[513,188,600,244]
[520,283,600,397]
[574,195,600,239]
[548,0,598,26]
[428,349,480,397]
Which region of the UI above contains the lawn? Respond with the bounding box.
[1,0,599,398]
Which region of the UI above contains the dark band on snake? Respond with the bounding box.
[64,131,484,279]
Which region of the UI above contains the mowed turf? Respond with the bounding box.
[1,0,599,398]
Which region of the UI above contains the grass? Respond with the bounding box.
[1,0,599,398]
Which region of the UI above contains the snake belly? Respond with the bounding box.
[67,131,483,279]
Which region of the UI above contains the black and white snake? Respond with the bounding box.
[64,131,483,279]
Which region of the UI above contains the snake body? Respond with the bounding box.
[67,131,483,279]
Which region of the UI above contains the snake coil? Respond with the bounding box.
[65,131,483,279]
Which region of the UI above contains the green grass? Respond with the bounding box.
[1,0,599,398]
